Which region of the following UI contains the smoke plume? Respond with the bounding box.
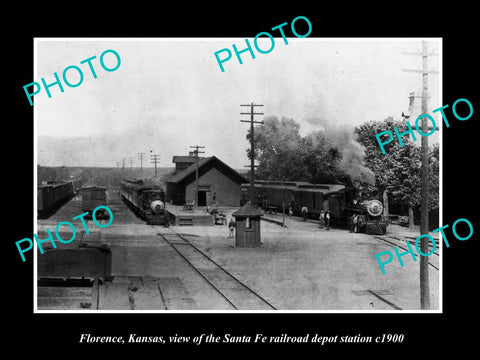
[306,116,375,185]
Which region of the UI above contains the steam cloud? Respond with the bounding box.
[306,116,375,185]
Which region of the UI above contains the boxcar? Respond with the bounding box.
[81,186,107,214]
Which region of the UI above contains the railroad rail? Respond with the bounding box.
[158,229,277,311]
[373,235,439,271]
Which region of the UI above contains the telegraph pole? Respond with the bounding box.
[402,41,439,310]
[129,157,134,169]
[190,145,205,208]
[150,154,161,177]
[138,152,145,177]
[241,103,264,205]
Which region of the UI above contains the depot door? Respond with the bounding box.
[198,191,207,206]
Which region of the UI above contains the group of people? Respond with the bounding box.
[287,204,332,230]
[318,209,331,230]
[225,203,365,239]
[226,205,337,238]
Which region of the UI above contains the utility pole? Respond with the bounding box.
[402,40,439,310]
[129,157,134,169]
[190,145,205,208]
[150,154,161,177]
[122,158,125,170]
[281,178,285,227]
[241,103,264,206]
[138,152,145,177]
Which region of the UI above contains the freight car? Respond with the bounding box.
[241,181,345,217]
[71,178,81,193]
[81,186,108,218]
[120,178,169,226]
[241,181,388,234]
[37,181,75,216]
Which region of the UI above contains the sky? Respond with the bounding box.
[35,38,441,169]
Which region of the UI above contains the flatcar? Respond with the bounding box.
[120,178,169,226]
[241,181,388,235]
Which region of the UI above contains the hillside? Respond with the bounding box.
[37,165,249,189]
[37,166,176,188]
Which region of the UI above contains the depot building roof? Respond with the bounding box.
[166,156,247,185]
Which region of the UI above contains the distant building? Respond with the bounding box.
[403,91,439,146]
[166,155,248,207]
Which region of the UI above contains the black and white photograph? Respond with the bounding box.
[33,38,442,312]
[7,6,479,354]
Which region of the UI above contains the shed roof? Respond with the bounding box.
[232,203,263,217]
[166,156,248,184]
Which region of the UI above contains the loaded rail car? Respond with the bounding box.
[37,181,76,217]
[120,178,169,226]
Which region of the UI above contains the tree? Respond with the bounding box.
[428,143,440,211]
[355,118,440,227]
[301,131,348,184]
[247,116,308,181]
[248,116,353,183]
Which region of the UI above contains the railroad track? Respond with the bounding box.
[373,235,439,271]
[158,229,277,311]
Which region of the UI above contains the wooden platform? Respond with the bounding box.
[166,205,214,226]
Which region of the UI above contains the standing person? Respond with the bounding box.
[352,214,359,233]
[301,206,308,221]
[288,201,294,217]
[228,218,236,238]
[319,210,325,228]
[325,210,331,230]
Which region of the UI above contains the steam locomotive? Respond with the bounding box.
[326,187,388,235]
[241,181,388,235]
[120,178,169,226]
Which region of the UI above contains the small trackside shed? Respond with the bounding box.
[166,156,248,207]
[232,203,263,247]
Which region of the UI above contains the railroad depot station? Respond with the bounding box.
[36,153,440,312]
[166,155,246,207]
